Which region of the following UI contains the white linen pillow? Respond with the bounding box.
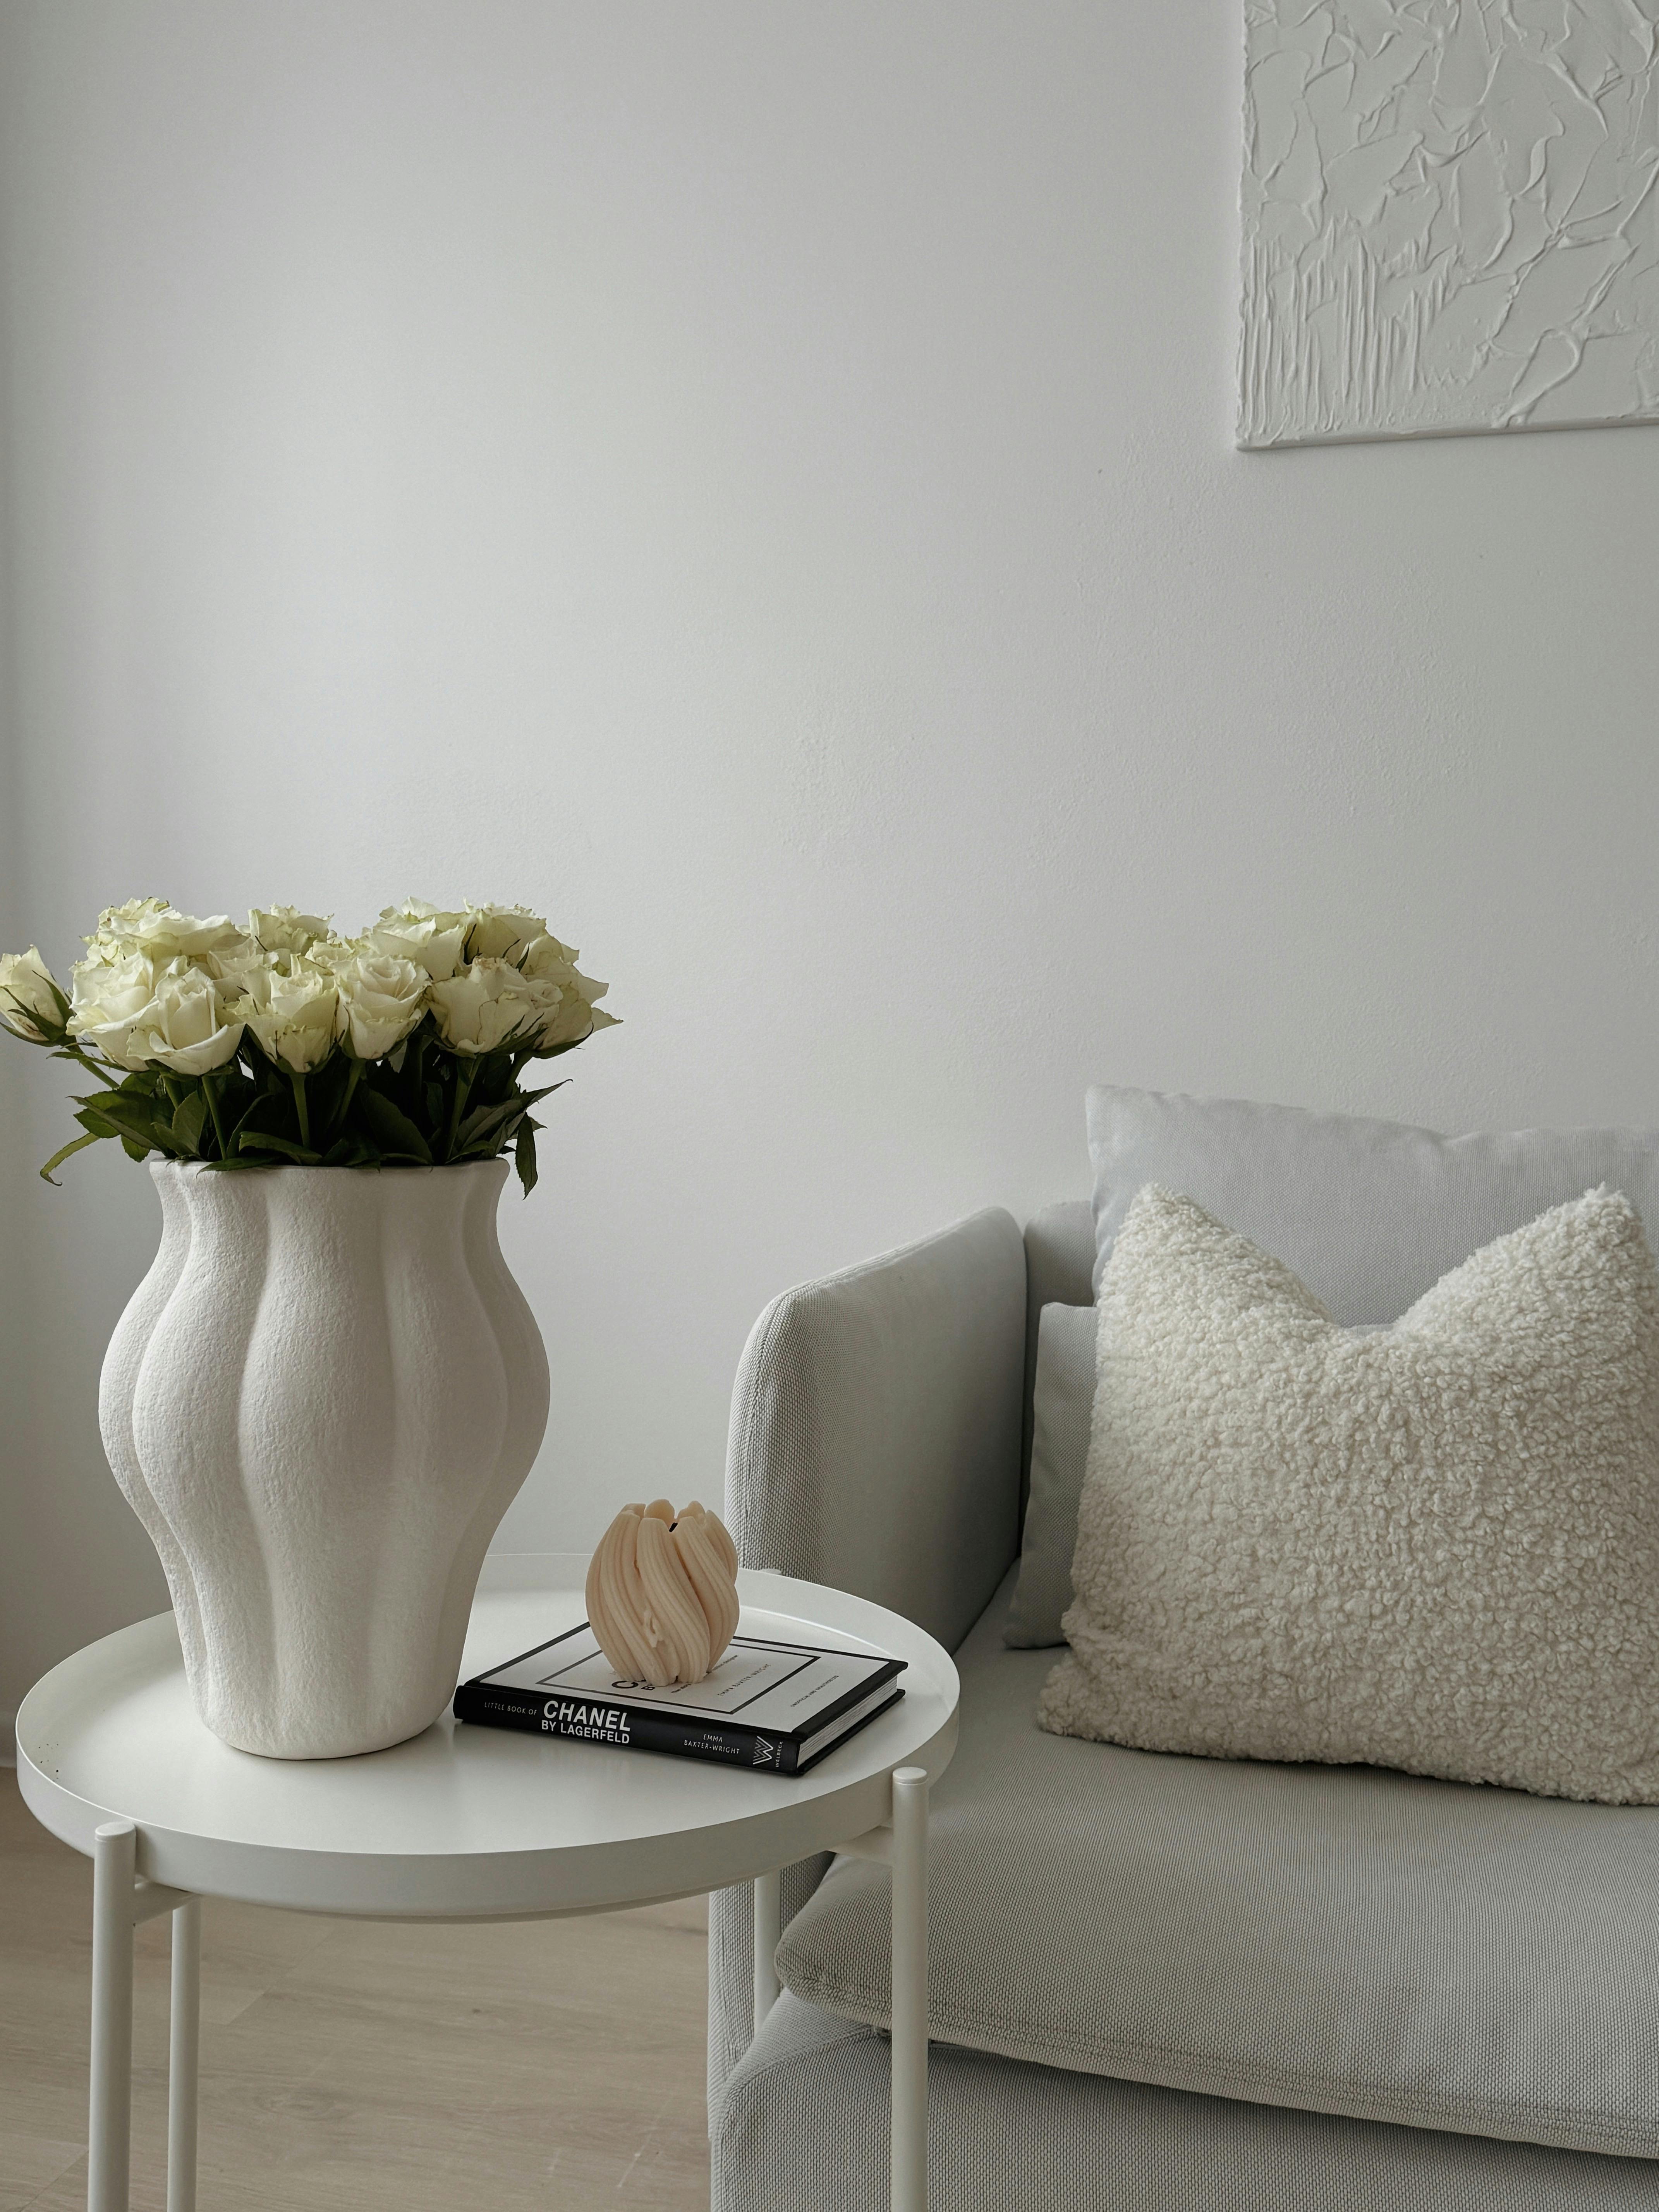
[1087,1083,1659,1312]
[1004,1302,1097,1649]
[1041,1182,1659,1805]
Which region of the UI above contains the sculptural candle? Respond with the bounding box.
[586,1499,741,1687]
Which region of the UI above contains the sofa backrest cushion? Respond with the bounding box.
[1018,1092,1659,1576]
[1005,1300,1097,1648]
[1088,1085,1659,1316]
[1019,1201,1094,1504]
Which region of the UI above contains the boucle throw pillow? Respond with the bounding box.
[1040,1182,1659,1804]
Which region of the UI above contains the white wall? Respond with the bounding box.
[3,1,1657,1717]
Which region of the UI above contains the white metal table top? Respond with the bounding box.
[16,1563,960,1921]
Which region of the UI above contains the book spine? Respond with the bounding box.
[453,1684,801,1773]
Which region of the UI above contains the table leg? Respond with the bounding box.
[752,1867,782,2030]
[890,1766,929,2212]
[89,1820,137,2212]
[167,1898,201,2212]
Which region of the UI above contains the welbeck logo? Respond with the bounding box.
[752,1738,778,1767]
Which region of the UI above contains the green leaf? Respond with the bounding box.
[38,1130,102,1184]
[289,1070,312,1151]
[514,1118,539,1196]
[233,1130,322,1165]
[171,1091,208,1157]
[76,1094,185,1156]
[440,1061,478,1163]
[213,1075,257,1118]
[453,1096,528,1155]
[320,1136,377,1167]
[329,1056,365,1137]
[356,1087,433,1164]
[199,1071,239,1161]
[228,1090,297,1149]
[467,1051,518,1105]
[452,1069,572,1158]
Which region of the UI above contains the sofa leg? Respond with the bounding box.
[891,1765,929,2212]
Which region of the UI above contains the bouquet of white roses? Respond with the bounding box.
[0,898,617,1191]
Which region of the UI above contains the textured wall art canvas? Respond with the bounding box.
[1238,1,1659,448]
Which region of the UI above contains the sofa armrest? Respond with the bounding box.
[711,1206,1025,2122]
[723,1206,1027,1653]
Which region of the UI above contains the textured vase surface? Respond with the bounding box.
[100,1159,550,1758]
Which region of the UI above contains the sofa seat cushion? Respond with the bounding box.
[775,1568,1659,2160]
[718,1993,1659,2212]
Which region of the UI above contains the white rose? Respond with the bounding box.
[541,992,620,1051]
[464,904,551,966]
[237,963,339,1073]
[333,951,428,1060]
[428,958,551,1056]
[249,907,330,957]
[140,908,247,960]
[139,967,244,1076]
[0,946,67,1042]
[67,951,164,1069]
[86,903,247,964]
[300,933,357,973]
[208,940,278,995]
[519,931,582,978]
[518,945,617,1051]
[82,897,170,959]
[365,900,469,981]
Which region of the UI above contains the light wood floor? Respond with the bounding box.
[0,1770,711,2210]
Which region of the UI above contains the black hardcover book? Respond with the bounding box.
[454,1621,906,1776]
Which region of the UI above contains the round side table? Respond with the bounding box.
[17,1561,960,2212]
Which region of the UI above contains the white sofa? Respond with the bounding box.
[707,1099,1659,2210]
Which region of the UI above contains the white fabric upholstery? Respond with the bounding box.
[715,1133,1659,2204]
[1046,1184,1659,1804]
[776,1568,1659,2161]
[716,1994,1655,2212]
[723,1205,1027,1652]
[1003,1301,1096,1648]
[712,1204,1027,2115]
[1018,1201,1093,1510]
[1088,1085,1659,1313]
[708,1850,831,2118]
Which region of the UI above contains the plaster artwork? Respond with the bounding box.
[1238,1,1659,448]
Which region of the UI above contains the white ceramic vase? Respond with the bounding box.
[99,1159,550,1759]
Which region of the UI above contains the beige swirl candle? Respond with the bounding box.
[585,1498,741,1688]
